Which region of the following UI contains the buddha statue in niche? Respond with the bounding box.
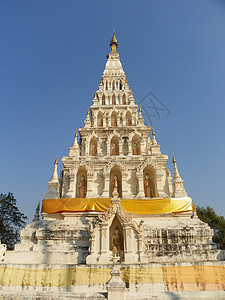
[144,174,153,198]
[123,139,128,155]
[112,142,119,156]
[78,175,87,198]
[133,143,139,155]
[97,117,103,127]
[126,117,132,126]
[91,143,97,156]
[111,175,120,197]
[111,116,117,127]
[111,227,123,257]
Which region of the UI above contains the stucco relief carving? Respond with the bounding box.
[136,158,160,173]
[104,160,126,175]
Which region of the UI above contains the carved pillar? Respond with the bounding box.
[155,169,164,197]
[127,140,132,156]
[107,140,111,156]
[119,139,123,156]
[103,113,106,127]
[102,171,110,197]
[66,170,76,198]
[85,138,89,156]
[97,139,101,156]
[98,225,110,263]
[140,139,145,155]
[136,172,145,198]
[86,170,94,198]
[121,172,128,198]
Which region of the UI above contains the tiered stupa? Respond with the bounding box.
[1,33,225,300]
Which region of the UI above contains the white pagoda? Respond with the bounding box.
[1,33,225,300]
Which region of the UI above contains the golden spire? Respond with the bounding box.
[110,30,118,53]
[152,128,158,145]
[172,152,176,164]
[75,129,78,138]
[192,203,198,219]
[55,155,58,165]
[172,153,181,180]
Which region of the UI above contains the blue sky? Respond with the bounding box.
[1,0,225,221]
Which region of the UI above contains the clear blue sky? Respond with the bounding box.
[1,0,225,222]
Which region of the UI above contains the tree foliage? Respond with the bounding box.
[0,193,27,250]
[196,206,225,249]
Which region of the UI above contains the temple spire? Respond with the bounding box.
[172,153,187,198]
[69,130,80,157]
[45,156,60,199]
[110,31,118,53]
[172,153,181,180]
[50,156,59,183]
[152,129,158,145]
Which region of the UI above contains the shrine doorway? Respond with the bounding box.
[89,137,98,156]
[97,112,103,127]
[143,166,156,198]
[111,111,117,127]
[126,111,132,126]
[109,215,124,260]
[132,135,141,155]
[76,167,87,198]
[109,166,122,198]
[110,136,119,156]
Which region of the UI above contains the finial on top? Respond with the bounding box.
[87,109,89,115]
[75,130,78,138]
[139,106,142,113]
[110,30,118,53]
[152,128,155,136]
[172,152,176,164]
[55,155,58,165]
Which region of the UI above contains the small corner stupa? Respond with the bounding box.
[1,32,225,300]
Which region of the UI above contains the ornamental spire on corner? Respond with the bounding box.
[172,153,187,198]
[69,130,80,157]
[45,156,60,199]
[50,155,59,183]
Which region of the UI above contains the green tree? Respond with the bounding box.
[196,206,225,249]
[0,193,27,250]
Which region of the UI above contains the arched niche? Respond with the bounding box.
[143,165,156,198]
[112,81,115,91]
[97,112,103,127]
[102,94,106,105]
[76,167,87,198]
[122,94,126,105]
[111,111,117,127]
[105,81,108,91]
[110,166,122,198]
[119,80,122,90]
[126,111,132,126]
[132,135,141,155]
[111,136,119,156]
[109,215,124,260]
[89,137,98,156]
[112,94,116,105]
